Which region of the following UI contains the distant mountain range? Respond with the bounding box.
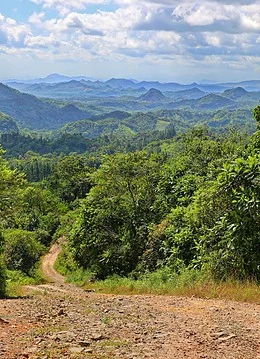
[0,77,259,132]
[4,74,260,100]
[0,83,97,130]
[5,73,94,84]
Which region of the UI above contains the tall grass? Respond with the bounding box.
[55,243,259,303]
[5,268,44,297]
[58,262,260,303]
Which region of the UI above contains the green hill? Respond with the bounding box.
[0,112,18,133]
[0,83,95,130]
[139,88,167,102]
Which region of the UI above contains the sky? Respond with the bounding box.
[0,0,259,83]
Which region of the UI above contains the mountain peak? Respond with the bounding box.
[222,87,248,99]
[139,88,166,101]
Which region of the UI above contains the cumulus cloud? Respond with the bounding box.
[15,0,260,65]
[30,0,111,15]
[135,2,260,33]
[28,12,46,27]
[0,0,259,81]
[117,0,260,6]
[25,34,61,49]
[0,14,30,48]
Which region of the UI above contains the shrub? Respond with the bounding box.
[0,255,6,297]
[4,229,45,275]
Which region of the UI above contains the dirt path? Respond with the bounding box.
[41,240,65,284]
[0,242,259,359]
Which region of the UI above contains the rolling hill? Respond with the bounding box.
[0,112,18,133]
[0,78,259,134]
[139,88,167,102]
[5,75,260,101]
[0,83,96,130]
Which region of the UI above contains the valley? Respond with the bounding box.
[0,76,259,140]
[1,0,260,357]
[0,76,259,359]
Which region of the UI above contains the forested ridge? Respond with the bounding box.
[0,105,259,296]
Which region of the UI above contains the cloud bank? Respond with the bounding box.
[0,0,259,81]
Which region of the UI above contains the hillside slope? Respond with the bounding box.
[0,112,18,133]
[0,83,92,130]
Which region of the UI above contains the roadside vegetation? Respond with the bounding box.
[0,105,259,301]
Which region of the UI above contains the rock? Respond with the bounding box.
[218,334,237,342]
[91,334,107,341]
[85,348,93,354]
[69,347,85,354]
[56,331,69,335]
[57,308,65,316]
[78,340,91,347]
[212,331,228,338]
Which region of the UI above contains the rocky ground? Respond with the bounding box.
[0,243,259,359]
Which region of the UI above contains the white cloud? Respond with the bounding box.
[135,2,260,33]
[0,14,30,48]
[0,0,259,82]
[25,34,62,48]
[28,12,46,27]
[123,0,259,4]
[30,0,111,15]
[173,4,229,26]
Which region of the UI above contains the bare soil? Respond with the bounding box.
[0,242,259,359]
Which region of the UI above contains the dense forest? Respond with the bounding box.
[0,104,259,297]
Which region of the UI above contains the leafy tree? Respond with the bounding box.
[0,146,26,293]
[0,147,25,226]
[250,106,260,152]
[69,151,162,278]
[0,231,6,297]
[15,186,64,245]
[168,155,260,280]
[49,154,93,204]
[253,105,260,128]
[4,229,45,275]
[206,155,260,280]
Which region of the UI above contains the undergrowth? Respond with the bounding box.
[55,244,260,304]
[6,266,44,297]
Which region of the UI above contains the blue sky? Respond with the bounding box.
[1,1,38,20]
[0,0,259,83]
[2,0,118,20]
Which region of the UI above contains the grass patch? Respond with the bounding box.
[77,267,259,303]
[55,246,260,304]
[6,268,44,297]
[97,339,129,348]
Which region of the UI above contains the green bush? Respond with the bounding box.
[0,231,6,297]
[4,229,45,275]
[0,255,6,297]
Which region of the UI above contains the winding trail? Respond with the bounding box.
[41,240,65,283]
[24,238,68,294]
[0,242,259,359]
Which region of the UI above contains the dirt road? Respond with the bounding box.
[41,240,65,283]
[0,243,259,358]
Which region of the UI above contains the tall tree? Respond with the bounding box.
[69,151,162,278]
[49,155,93,204]
[0,146,24,295]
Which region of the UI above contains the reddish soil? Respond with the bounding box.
[0,243,259,358]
